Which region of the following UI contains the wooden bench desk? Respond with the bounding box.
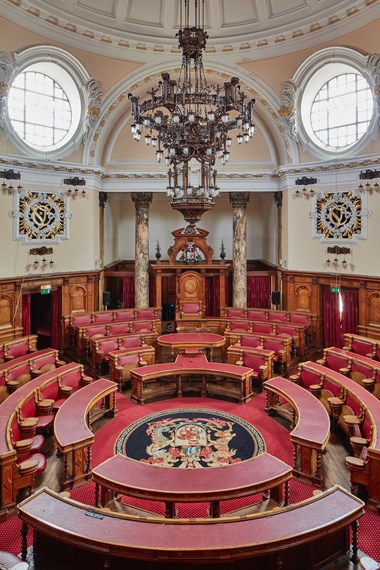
[319,346,380,394]
[17,485,364,569]
[296,361,380,510]
[157,332,225,361]
[130,353,254,404]
[0,363,83,514]
[263,376,330,485]
[54,379,118,490]
[92,451,292,518]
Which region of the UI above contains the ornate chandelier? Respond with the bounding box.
[128,0,256,228]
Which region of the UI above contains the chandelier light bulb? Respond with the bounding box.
[127,0,256,226]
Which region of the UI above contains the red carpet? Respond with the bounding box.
[1,392,379,563]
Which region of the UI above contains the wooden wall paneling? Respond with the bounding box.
[0,282,22,342]
[358,283,380,340]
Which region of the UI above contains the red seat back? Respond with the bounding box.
[276,324,297,336]
[136,309,155,319]
[252,322,272,334]
[8,363,30,381]
[345,394,361,417]
[8,340,29,359]
[114,310,135,321]
[323,378,340,397]
[230,320,250,331]
[93,312,113,324]
[119,354,140,366]
[268,312,287,322]
[61,369,82,389]
[21,395,37,418]
[98,340,118,355]
[241,336,260,348]
[351,361,373,379]
[132,321,153,332]
[108,323,130,336]
[300,368,321,389]
[243,353,264,370]
[85,325,107,338]
[227,309,245,319]
[290,313,309,325]
[326,353,349,372]
[71,315,92,326]
[122,336,142,349]
[262,339,282,354]
[352,338,372,357]
[40,381,60,401]
[247,310,266,321]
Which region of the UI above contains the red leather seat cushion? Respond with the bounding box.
[36,415,54,433]
[30,435,45,453]
[19,452,46,473]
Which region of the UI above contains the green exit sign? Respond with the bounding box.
[40,285,51,295]
[330,287,340,293]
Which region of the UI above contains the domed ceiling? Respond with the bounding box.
[1,0,379,61]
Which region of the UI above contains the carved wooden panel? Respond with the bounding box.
[368,291,380,326]
[0,294,13,329]
[294,284,312,312]
[69,285,87,313]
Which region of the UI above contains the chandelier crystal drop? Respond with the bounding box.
[128,0,256,228]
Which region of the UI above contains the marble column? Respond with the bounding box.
[132,192,153,308]
[229,192,250,308]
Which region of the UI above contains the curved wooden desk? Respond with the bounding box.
[54,379,118,490]
[157,333,225,361]
[92,452,292,517]
[17,486,364,569]
[296,361,380,510]
[130,353,254,404]
[263,376,330,485]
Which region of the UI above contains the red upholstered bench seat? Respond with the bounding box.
[136,309,155,319]
[108,322,131,335]
[229,320,250,331]
[93,312,113,324]
[252,322,273,334]
[18,452,46,474]
[268,311,287,322]
[131,320,153,332]
[240,336,261,348]
[247,310,266,320]
[114,310,135,321]
[227,308,245,319]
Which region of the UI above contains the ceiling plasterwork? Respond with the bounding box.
[1,0,379,62]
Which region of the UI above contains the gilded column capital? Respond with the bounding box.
[132,192,153,207]
[229,192,250,209]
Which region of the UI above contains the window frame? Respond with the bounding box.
[293,47,378,159]
[2,46,90,159]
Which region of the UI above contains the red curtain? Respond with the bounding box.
[341,289,359,338]
[205,275,220,317]
[247,275,271,308]
[51,289,60,349]
[22,293,31,337]
[323,287,342,347]
[122,276,135,308]
[323,287,358,348]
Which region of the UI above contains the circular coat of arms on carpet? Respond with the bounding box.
[115,408,265,469]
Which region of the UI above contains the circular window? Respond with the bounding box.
[310,73,373,150]
[295,53,377,158]
[5,61,83,156]
[8,71,72,150]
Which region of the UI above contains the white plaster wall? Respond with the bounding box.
[0,187,99,279]
[110,192,274,263]
[282,187,380,277]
